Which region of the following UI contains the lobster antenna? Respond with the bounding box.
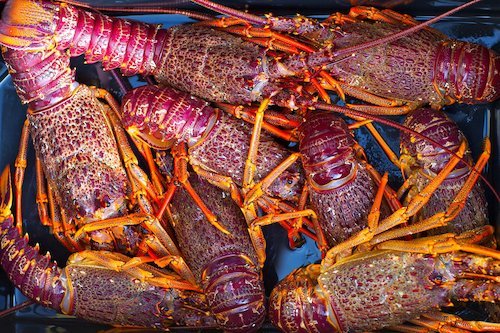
[314,101,500,202]
[60,0,215,21]
[0,300,35,318]
[190,0,482,56]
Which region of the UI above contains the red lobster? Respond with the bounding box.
[270,237,500,332]
[267,111,498,332]
[166,172,266,332]
[399,107,490,235]
[2,0,494,130]
[0,40,197,284]
[120,84,319,264]
[0,166,217,329]
[192,0,499,114]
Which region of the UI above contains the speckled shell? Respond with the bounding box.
[318,250,480,332]
[154,25,267,105]
[189,111,304,203]
[400,108,488,235]
[28,85,129,219]
[299,112,381,246]
[27,85,140,253]
[169,175,265,332]
[322,20,499,106]
[64,264,214,328]
[269,249,499,333]
[0,211,215,329]
[121,85,304,203]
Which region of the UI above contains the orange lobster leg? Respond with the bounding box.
[377,225,500,260]
[13,119,30,233]
[68,250,201,292]
[45,180,82,252]
[196,19,316,53]
[216,103,300,141]
[370,139,490,246]
[244,152,301,206]
[34,157,50,226]
[324,173,388,261]
[252,208,328,255]
[420,311,500,332]
[322,141,467,268]
[96,88,160,210]
[157,143,231,235]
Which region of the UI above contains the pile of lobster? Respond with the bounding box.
[0,0,498,332]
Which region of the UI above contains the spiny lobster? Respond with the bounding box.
[166,171,266,332]
[192,0,499,114]
[399,107,490,235]
[0,166,217,329]
[0,40,197,285]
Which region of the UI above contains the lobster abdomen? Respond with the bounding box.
[0,215,65,310]
[435,41,500,104]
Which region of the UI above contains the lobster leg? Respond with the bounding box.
[216,103,299,141]
[390,311,500,333]
[171,143,230,235]
[95,88,159,209]
[420,311,500,332]
[322,173,389,260]
[13,119,29,233]
[35,157,50,226]
[377,225,500,260]
[370,139,491,246]
[321,141,467,267]
[67,250,201,292]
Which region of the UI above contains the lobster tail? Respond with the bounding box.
[121,85,217,149]
[0,0,164,76]
[202,254,266,333]
[269,265,339,333]
[0,166,66,311]
[435,41,500,104]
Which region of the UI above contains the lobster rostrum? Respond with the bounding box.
[0,166,217,329]
[165,172,266,332]
[192,0,500,114]
[399,107,489,235]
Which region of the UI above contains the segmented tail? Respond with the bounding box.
[0,166,65,311]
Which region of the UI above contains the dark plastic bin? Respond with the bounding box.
[0,0,498,332]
